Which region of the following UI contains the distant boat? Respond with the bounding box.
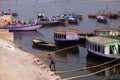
[12,12,18,17]
[88,14,97,19]
[94,28,120,36]
[56,13,80,24]
[2,12,18,17]
[54,28,79,46]
[36,13,59,26]
[32,38,56,48]
[86,36,120,59]
[8,24,42,31]
[68,17,79,24]
[97,16,109,23]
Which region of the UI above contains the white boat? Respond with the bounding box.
[86,36,120,59]
[97,16,109,23]
[54,28,79,46]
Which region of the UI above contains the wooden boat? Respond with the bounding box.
[72,14,83,20]
[94,28,120,36]
[68,17,79,24]
[36,13,59,26]
[89,10,119,19]
[86,36,120,59]
[109,12,119,19]
[8,24,42,31]
[54,28,79,46]
[56,13,80,24]
[3,12,18,17]
[88,14,97,19]
[32,38,56,48]
[96,16,109,23]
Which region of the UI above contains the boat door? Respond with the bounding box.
[109,45,118,54]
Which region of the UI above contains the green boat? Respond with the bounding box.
[86,36,120,59]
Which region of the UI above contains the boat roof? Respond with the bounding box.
[86,36,120,45]
[94,28,120,32]
[54,28,79,34]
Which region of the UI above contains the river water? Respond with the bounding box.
[1,0,120,80]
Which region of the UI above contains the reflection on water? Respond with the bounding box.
[14,31,44,40]
[32,44,55,52]
[13,31,44,52]
[54,46,79,63]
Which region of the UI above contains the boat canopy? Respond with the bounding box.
[86,36,120,46]
[54,29,79,35]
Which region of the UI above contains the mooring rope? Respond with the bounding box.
[102,70,112,80]
[38,44,78,56]
[62,63,120,80]
[56,58,120,74]
[40,45,79,61]
[52,45,79,53]
[39,45,120,75]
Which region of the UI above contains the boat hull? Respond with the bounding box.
[37,21,60,26]
[8,24,42,31]
[32,38,56,48]
[55,40,78,46]
[86,36,120,59]
[87,48,120,59]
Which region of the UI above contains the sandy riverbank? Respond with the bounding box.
[0,38,61,80]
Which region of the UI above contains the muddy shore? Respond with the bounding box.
[0,38,61,80]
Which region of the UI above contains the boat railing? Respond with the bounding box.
[54,29,66,34]
[66,29,79,33]
[54,29,79,35]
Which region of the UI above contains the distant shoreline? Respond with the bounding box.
[72,0,120,2]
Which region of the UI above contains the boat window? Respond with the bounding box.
[60,34,62,38]
[58,34,60,38]
[95,45,97,51]
[101,46,104,54]
[63,35,66,39]
[98,46,100,52]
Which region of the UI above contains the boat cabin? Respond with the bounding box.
[94,28,120,36]
[96,16,109,23]
[54,29,79,40]
[86,36,120,58]
[37,13,45,19]
[54,29,79,45]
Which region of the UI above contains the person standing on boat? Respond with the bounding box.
[48,54,56,71]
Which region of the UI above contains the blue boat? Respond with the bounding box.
[56,13,80,24]
[97,16,109,23]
